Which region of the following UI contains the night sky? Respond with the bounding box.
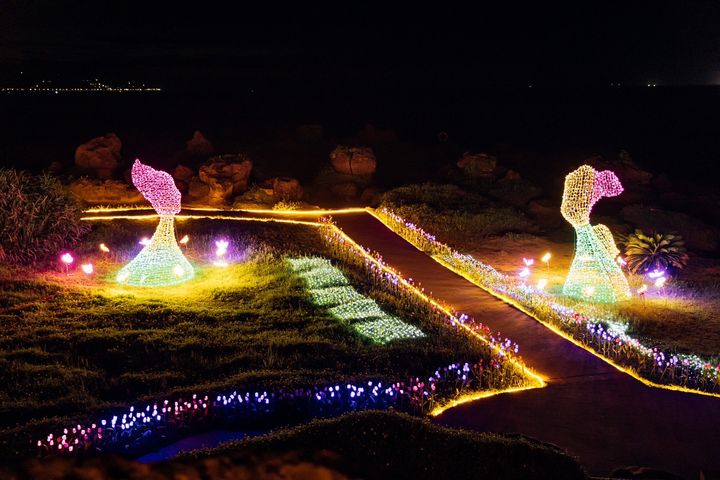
[2,1,720,88]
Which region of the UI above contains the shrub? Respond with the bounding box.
[0,169,88,264]
[272,200,301,211]
[380,183,537,246]
[622,229,689,274]
[183,411,587,479]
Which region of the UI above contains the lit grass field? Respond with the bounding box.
[0,219,506,458]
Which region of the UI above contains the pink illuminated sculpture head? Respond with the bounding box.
[561,165,623,227]
[131,159,182,216]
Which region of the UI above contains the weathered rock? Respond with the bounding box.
[187,176,233,205]
[273,177,304,201]
[488,178,543,207]
[457,152,497,177]
[330,182,360,200]
[590,151,653,187]
[68,178,144,205]
[620,204,720,253]
[360,186,381,204]
[330,146,377,176]
[503,169,521,181]
[527,199,563,228]
[74,133,122,179]
[185,130,214,157]
[173,165,194,182]
[199,154,253,195]
[171,165,194,194]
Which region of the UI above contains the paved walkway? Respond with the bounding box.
[336,212,720,478]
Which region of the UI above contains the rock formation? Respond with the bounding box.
[74,133,122,179]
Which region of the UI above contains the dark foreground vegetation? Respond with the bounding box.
[0,411,587,480]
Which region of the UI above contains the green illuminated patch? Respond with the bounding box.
[288,256,425,344]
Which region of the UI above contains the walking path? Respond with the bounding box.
[335,212,720,478]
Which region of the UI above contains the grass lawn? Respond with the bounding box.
[0,218,511,458]
[1,411,587,480]
[379,184,720,363]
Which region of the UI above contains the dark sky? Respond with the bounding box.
[1,1,720,88]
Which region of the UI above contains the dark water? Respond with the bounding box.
[1,86,719,189]
[135,431,256,463]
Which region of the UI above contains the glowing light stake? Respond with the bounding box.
[541,252,551,270]
[648,269,665,279]
[138,237,151,246]
[536,278,548,290]
[81,263,94,275]
[99,243,110,253]
[179,235,190,245]
[215,239,229,257]
[523,257,534,266]
[213,239,230,267]
[518,267,531,279]
[116,160,194,286]
[60,252,74,273]
[560,165,631,303]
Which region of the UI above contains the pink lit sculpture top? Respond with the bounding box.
[131,159,181,216]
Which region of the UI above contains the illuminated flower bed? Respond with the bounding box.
[372,207,720,393]
[36,362,478,457]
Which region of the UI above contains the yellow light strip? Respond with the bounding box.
[83,206,367,216]
[429,384,539,416]
[241,207,367,215]
[84,206,155,213]
[82,213,321,228]
[368,208,720,400]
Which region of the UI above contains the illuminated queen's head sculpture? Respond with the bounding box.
[561,165,630,303]
[116,159,194,286]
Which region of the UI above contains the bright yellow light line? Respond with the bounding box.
[368,208,720,400]
[429,384,539,416]
[242,207,367,215]
[83,206,367,215]
[81,213,321,227]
